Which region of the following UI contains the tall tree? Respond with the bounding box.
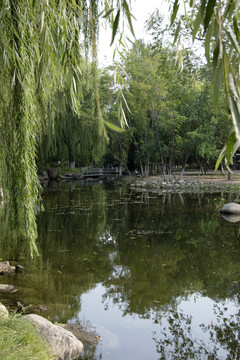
[0,0,134,254]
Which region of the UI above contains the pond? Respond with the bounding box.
[1,181,240,359]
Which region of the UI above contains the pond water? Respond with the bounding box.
[1,181,240,359]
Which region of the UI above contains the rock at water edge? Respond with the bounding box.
[24,314,83,360]
[0,284,16,293]
[220,202,240,214]
[0,303,8,318]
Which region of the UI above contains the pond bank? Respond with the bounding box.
[121,172,240,192]
[145,171,240,185]
[0,303,99,360]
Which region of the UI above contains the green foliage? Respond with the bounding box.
[170,0,240,167]
[0,0,115,254]
[0,0,89,254]
[108,38,230,176]
[39,61,106,167]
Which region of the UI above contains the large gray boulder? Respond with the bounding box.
[24,314,83,360]
[0,303,8,318]
[220,202,240,214]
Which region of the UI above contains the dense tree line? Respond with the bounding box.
[40,39,230,177]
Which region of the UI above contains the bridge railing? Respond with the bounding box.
[79,167,119,177]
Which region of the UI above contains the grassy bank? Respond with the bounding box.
[0,314,50,360]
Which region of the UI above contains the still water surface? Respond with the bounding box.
[1,181,240,359]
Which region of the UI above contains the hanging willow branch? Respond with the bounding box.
[89,0,108,139]
[0,0,86,255]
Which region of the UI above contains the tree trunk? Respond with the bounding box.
[221,161,225,173]
[179,148,190,180]
[119,165,122,177]
[70,161,75,170]
[145,155,150,177]
[228,170,231,181]
[69,147,75,170]
[152,106,166,180]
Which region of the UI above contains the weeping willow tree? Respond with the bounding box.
[39,61,106,168]
[0,0,86,254]
[0,0,135,255]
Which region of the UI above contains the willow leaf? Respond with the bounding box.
[121,92,131,113]
[174,21,181,44]
[233,138,240,157]
[121,105,129,127]
[119,51,127,61]
[215,145,226,170]
[227,27,240,57]
[205,21,213,62]
[213,39,220,67]
[41,10,45,33]
[170,0,179,27]
[102,8,114,18]
[224,0,234,17]
[228,73,240,142]
[213,60,222,106]
[204,0,216,32]
[233,15,240,43]
[228,72,240,104]
[226,131,235,163]
[229,95,240,142]
[110,9,120,46]
[104,120,125,133]
[192,7,203,42]
[72,76,77,94]
[123,0,135,38]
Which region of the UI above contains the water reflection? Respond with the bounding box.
[0,183,240,359]
[153,295,240,359]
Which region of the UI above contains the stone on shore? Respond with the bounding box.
[59,323,99,345]
[24,314,83,360]
[0,261,16,275]
[0,284,16,293]
[221,213,240,223]
[220,202,240,214]
[0,303,9,318]
[0,261,23,275]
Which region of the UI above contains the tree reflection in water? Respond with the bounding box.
[1,183,240,359]
[153,303,240,359]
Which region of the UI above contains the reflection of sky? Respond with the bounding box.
[76,283,160,360]
[73,285,239,360]
[98,0,170,66]
[178,294,238,359]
